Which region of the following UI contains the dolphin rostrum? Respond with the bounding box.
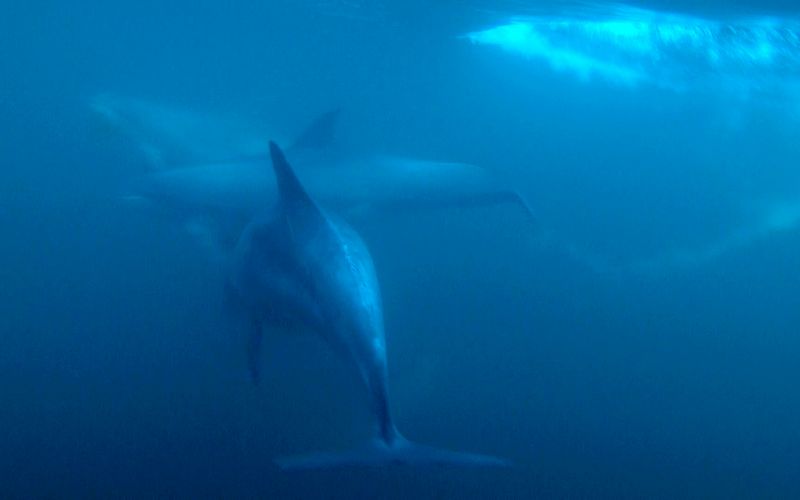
[227,141,509,469]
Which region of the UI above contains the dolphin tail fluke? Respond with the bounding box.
[275,438,510,470]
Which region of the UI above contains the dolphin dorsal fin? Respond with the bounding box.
[269,141,323,218]
[288,109,340,153]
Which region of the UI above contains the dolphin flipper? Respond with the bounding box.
[275,438,510,470]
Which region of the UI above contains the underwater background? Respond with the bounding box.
[2,0,799,497]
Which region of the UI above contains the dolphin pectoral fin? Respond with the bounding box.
[275,438,510,470]
[246,320,264,386]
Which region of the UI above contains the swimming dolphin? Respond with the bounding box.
[90,93,277,166]
[91,93,340,168]
[227,141,509,469]
[463,6,800,120]
[134,153,535,267]
[138,154,534,221]
[93,94,534,222]
[464,6,800,91]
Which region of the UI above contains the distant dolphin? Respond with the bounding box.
[90,93,271,166]
[604,198,800,275]
[464,6,800,94]
[227,141,509,469]
[138,155,534,221]
[92,94,534,224]
[91,93,340,167]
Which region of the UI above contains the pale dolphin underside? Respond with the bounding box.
[227,141,510,469]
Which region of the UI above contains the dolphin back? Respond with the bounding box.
[261,142,511,470]
[288,109,340,153]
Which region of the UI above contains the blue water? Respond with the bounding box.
[2,0,799,497]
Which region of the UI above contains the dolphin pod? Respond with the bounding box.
[95,94,800,277]
[227,141,509,469]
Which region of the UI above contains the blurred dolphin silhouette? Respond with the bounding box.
[138,154,534,221]
[90,93,338,166]
[92,94,535,223]
[227,141,509,469]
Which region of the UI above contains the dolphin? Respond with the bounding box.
[91,93,339,167]
[464,6,800,92]
[90,93,278,166]
[138,154,534,221]
[92,94,534,223]
[227,141,509,469]
[463,5,800,122]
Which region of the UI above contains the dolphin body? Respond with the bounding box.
[228,141,509,469]
[464,6,800,93]
[93,94,534,221]
[139,155,533,219]
[133,154,534,262]
[90,93,278,166]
